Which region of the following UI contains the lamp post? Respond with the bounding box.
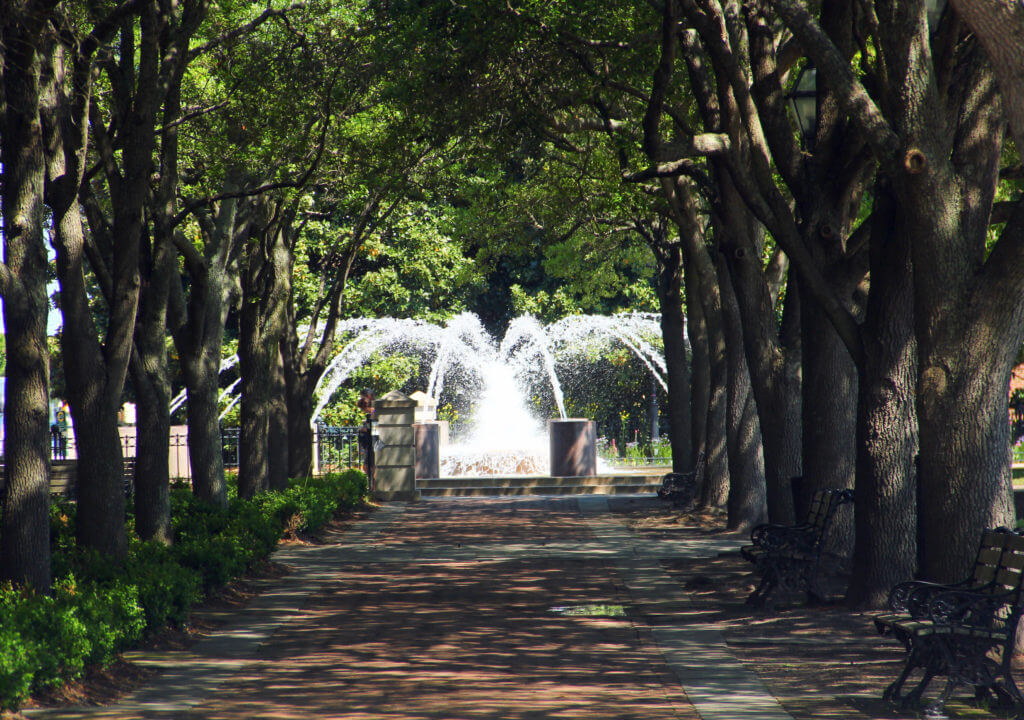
[788,64,817,150]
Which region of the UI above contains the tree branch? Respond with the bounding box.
[768,0,901,163]
[188,3,306,60]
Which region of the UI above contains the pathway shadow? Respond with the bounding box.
[189,557,700,719]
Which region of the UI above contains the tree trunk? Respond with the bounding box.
[130,236,174,543]
[686,256,710,469]
[716,249,767,530]
[800,293,858,513]
[0,11,52,589]
[285,372,316,479]
[238,200,292,498]
[655,242,693,473]
[847,182,918,606]
[183,359,227,507]
[268,343,289,491]
[49,160,128,559]
[239,292,270,498]
[726,248,801,525]
[918,349,1019,581]
[698,262,730,509]
[174,188,240,510]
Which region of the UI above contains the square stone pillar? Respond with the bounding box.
[374,390,419,501]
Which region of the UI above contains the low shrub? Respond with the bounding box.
[0,469,367,710]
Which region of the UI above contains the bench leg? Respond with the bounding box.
[885,643,940,711]
[745,570,777,608]
[924,674,959,718]
[992,655,1024,713]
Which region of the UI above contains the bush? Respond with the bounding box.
[0,468,367,711]
[0,624,34,710]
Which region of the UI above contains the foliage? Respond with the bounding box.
[557,343,664,451]
[316,351,421,426]
[0,471,366,711]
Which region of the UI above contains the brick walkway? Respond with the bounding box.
[27,497,791,720]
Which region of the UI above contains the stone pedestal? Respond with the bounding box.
[549,419,597,477]
[374,391,418,501]
[414,422,441,479]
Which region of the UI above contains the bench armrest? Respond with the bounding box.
[749,523,816,553]
[887,579,983,616]
[927,587,1019,631]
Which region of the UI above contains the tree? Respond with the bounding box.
[0,0,55,590]
[169,0,334,503]
[771,0,1023,594]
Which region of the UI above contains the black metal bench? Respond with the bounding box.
[874,527,1024,716]
[740,487,855,608]
[656,451,705,509]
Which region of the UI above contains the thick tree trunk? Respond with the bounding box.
[918,337,1019,581]
[0,14,52,589]
[847,185,918,606]
[184,358,227,508]
[238,202,291,498]
[726,249,800,525]
[800,295,858,516]
[698,265,730,509]
[70,400,127,555]
[655,243,693,473]
[686,257,710,469]
[130,238,174,543]
[716,250,767,530]
[268,344,289,491]
[285,374,316,478]
[901,53,1015,582]
[50,179,127,559]
[238,300,270,498]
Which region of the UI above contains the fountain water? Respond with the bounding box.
[309,312,667,476]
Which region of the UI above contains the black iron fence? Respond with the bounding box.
[10,424,363,483]
[315,424,361,474]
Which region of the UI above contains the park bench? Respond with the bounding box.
[740,487,855,608]
[874,527,1024,716]
[656,451,705,509]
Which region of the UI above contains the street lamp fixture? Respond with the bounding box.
[788,64,817,150]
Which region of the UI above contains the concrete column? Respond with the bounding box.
[414,422,440,479]
[549,418,597,476]
[374,391,418,501]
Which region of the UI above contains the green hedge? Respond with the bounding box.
[0,470,367,710]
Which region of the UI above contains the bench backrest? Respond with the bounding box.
[965,528,1017,588]
[691,451,706,482]
[957,530,1024,639]
[803,488,855,538]
[992,531,1024,600]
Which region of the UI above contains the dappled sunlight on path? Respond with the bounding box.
[191,558,695,719]
[30,495,993,720]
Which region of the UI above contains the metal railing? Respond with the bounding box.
[315,424,361,474]
[11,425,364,484]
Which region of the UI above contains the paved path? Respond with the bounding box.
[27,496,792,720]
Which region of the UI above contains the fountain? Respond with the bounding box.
[309,312,667,476]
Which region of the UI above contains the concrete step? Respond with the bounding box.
[417,473,663,497]
[417,474,661,489]
[418,484,660,498]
